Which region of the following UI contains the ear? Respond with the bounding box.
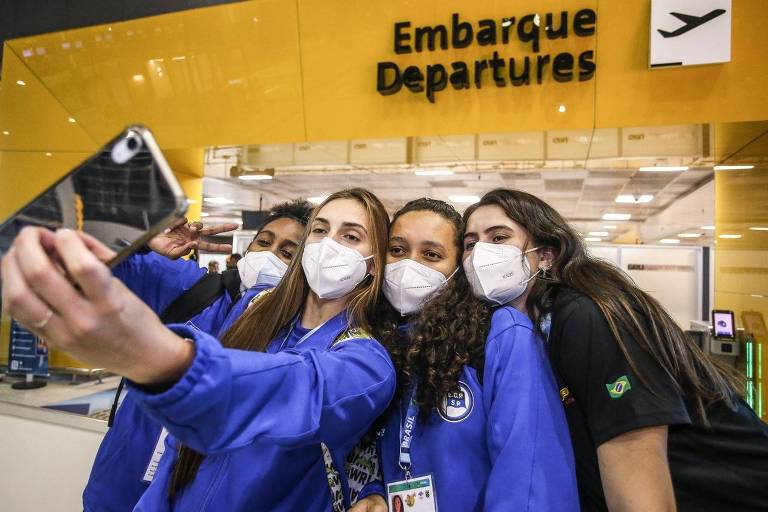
[538,247,556,271]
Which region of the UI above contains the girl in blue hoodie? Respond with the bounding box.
[351,198,578,512]
[2,188,396,512]
[83,199,311,512]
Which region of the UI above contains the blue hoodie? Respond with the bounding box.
[358,306,579,511]
[129,308,396,511]
[83,253,272,512]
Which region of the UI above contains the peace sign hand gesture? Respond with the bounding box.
[148,217,239,259]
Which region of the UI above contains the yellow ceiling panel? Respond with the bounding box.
[6,0,305,149]
[298,0,597,140]
[0,150,91,219]
[0,44,96,152]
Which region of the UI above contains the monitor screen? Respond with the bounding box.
[712,310,735,339]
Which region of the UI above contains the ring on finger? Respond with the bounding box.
[33,309,53,329]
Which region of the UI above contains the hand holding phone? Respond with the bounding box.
[1,227,195,384]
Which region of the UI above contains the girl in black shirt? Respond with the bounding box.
[461,188,768,512]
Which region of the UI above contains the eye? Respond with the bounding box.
[343,233,361,242]
[311,227,327,235]
[257,238,270,247]
[464,241,476,251]
[424,250,442,261]
[281,249,295,260]
[492,234,509,243]
[389,246,405,256]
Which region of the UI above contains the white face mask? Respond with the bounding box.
[383,259,456,316]
[463,242,539,305]
[301,237,373,299]
[237,250,288,290]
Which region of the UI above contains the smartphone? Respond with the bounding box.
[0,126,187,267]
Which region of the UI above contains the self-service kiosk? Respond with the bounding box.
[687,309,740,359]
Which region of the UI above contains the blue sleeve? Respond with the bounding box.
[129,325,396,456]
[482,313,579,511]
[112,253,207,313]
[357,480,386,501]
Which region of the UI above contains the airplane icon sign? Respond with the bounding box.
[657,9,727,38]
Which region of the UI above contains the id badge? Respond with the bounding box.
[386,474,437,512]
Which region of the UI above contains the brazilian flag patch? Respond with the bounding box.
[606,375,632,399]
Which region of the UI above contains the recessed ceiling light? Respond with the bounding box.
[16,80,26,86]
[204,197,234,205]
[588,231,609,237]
[45,152,52,156]
[719,234,742,239]
[603,225,617,230]
[557,104,566,113]
[132,74,145,82]
[414,169,454,176]
[68,117,76,123]
[660,239,680,244]
[238,175,273,181]
[308,196,328,204]
[700,225,715,230]
[2,130,9,135]
[714,165,754,171]
[602,213,632,221]
[677,233,702,238]
[751,294,766,299]
[638,166,688,172]
[584,237,602,242]
[749,226,768,231]
[615,194,653,203]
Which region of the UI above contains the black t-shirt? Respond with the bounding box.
[545,287,768,512]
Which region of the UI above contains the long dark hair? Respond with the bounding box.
[170,188,390,497]
[464,188,742,421]
[373,198,491,418]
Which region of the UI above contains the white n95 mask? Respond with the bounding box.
[464,242,539,305]
[237,251,288,290]
[383,259,456,316]
[302,237,373,299]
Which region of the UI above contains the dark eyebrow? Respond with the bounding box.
[313,217,330,225]
[464,224,515,240]
[280,238,299,248]
[421,240,446,251]
[341,221,368,234]
[484,224,515,235]
[389,235,407,243]
[257,229,275,238]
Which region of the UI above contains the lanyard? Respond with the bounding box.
[398,388,420,479]
[279,316,328,351]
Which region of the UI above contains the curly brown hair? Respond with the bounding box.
[373,198,492,419]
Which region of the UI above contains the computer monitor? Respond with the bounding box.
[711,309,735,339]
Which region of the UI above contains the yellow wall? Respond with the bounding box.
[714,122,768,419]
